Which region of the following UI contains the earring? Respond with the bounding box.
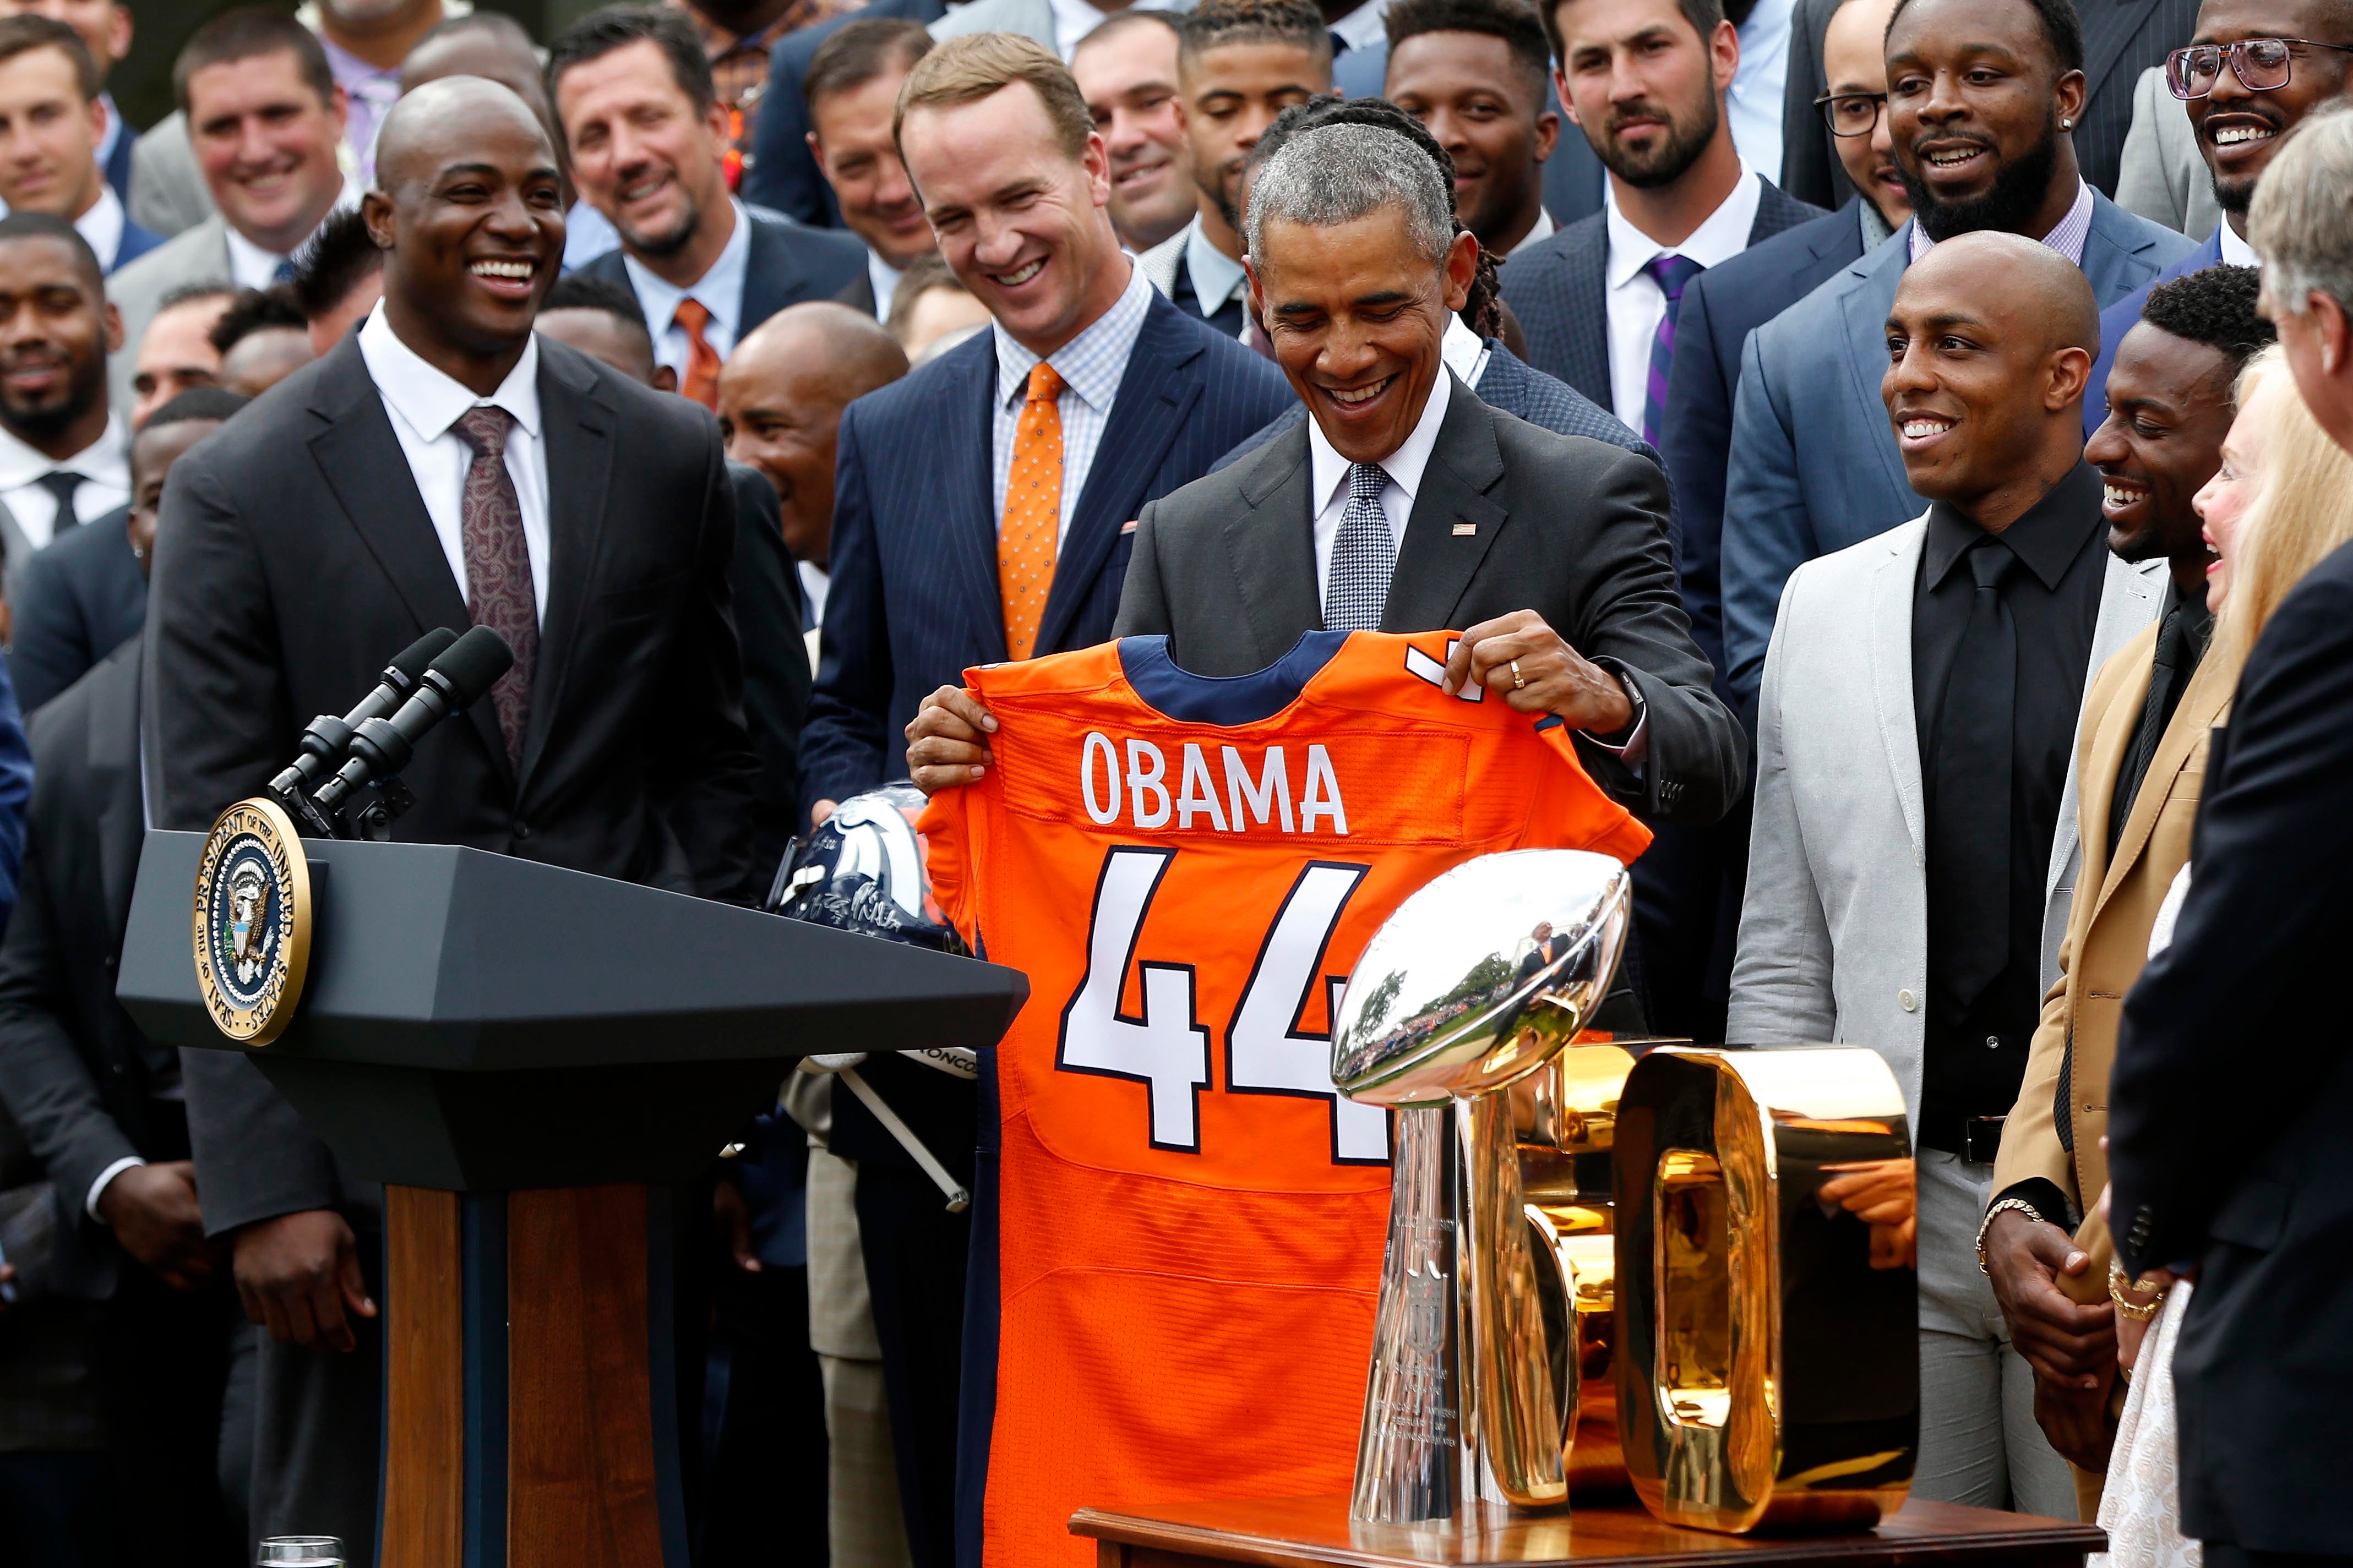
[2061,117,2073,128]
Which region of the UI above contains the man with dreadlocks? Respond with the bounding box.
[1214,93,1664,477]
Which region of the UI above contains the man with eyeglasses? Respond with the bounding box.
[2088,0,2353,429]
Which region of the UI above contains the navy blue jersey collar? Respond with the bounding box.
[1118,630,1352,725]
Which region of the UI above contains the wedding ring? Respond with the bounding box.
[1510,659,1526,691]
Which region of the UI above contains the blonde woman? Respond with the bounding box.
[2094,348,2353,1567]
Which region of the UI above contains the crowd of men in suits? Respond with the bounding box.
[0,0,2340,1562]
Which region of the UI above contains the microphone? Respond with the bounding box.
[270,627,459,800]
[311,626,515,817]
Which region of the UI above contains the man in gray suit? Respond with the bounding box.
[1731,233,2165,1518]
[1719,0,2197,718]
[906,118,1745,840]
[106,10,353,415]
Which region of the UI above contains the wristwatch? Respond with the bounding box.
[1974,1197,2046,1275]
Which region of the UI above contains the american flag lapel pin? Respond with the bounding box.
[1452,522,1477,537]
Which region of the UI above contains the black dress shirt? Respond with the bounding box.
[1912,462,2109,1152]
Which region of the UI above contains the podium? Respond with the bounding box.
[117,830,1027,1568]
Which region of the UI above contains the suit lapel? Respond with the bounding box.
[2095,617,2233,921]
[1838,241,1914,505]
[1384,379,1508,631]
[1225,425,1322,668]
[2074,627,2154,920]
[938,336,1011,664]
[2080,192,2165,304]
[304,336,511,788]
[92,647,141,938]
[518,346,619,789]
[2046,555,2165,906]
[737,214,798,336]
[1869,520,1927,857]
[1038,300,1204,653]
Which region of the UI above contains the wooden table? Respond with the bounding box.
[1070,1496,2105,1568]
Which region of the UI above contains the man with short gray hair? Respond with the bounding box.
[1075,121,1739,833]
[2252,104,2353,450]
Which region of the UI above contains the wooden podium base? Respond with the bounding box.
[382,1183,688,1568]
[1070,1496,2105,1568]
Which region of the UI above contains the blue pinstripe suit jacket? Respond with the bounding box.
[800,289,1293,811]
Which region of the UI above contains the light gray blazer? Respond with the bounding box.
[1727,512,2166,1124]
[102,216,234,415]
[2114,65,2219,243]
[125,111,216,239]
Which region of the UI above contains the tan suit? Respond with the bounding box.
[1997,614,2232,1242]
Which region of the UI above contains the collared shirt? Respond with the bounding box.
[1726,0,1795,182]
[77,183,126,272]
[1440,312,1493,390]
[1909,178,2094,266]
[626,197,753,378]
[1859,196,1895,253]
[1507,205,1555,256]
[800,561,830,629]
[989,256,1154,540]
[2219,221,2258,269]
[1174,216,1248,338]
[1911,462,2108,1142]
[1308,363,1452,614]
[318,30,401,185]
[866,248,904,322]
[1602,165,1763,431]
[563,201,621,272]
[0,413,128,550]
[1329,0,1393,53]
[357,305,551,621]
[223,176,361,290]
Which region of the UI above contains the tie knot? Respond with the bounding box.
[1645,253,1703,303]
[1969,536,2014,592]
[1348,462,1387,502]
[454,405,514,461]
[674,297,712,336]
[1026,360,1065,405]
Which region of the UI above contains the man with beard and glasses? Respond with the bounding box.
[2087,0,2353,430]
[1141,0,1331,344]
[1072,10,1196,253]
[556,4,864,410]
[0,212,125,624]
[805,19,937,319]
[1383,0,1562,257]
[1504,0,1822,444]
[1718,0,2194,723]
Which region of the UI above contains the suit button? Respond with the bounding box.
[101,954,116,972]
[1898,989,1918,1012]
[513,821,531,841]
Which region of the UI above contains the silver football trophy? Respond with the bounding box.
[1331,849,1632,1525]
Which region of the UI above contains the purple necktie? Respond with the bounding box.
[453,406,538,774]
[1642,253,1704,447]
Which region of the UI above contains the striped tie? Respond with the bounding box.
[1641,253,1704,447]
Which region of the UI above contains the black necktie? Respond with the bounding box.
[2109,600,2196,860]
[35,469,83,537]
[1931,537,2017,1009]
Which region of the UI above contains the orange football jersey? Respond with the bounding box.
[918,630,1653,1565]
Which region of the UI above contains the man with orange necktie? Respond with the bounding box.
[549,5,863,409]
[794,34,1286,1564]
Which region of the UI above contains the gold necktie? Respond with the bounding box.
[999,360,1065,661]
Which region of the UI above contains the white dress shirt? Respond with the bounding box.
[1442,312,1493,390]
[2219,221,2259,269]
[625,198,754,378]
[224,177,362,289]
[0,413,128,551]
[1330,0,1393,53]
[76,184,127,273]
[1602,165,1763,432]
[357,307,551,622]
[1307,362,1452,615]
[865,248,904,321]
[800,560,830,628]
[1726,0,1795,183]
[989,256,1154,542]
[1182,218,1248,330]
[1507,205,1555,256]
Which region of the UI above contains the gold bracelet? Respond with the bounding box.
[2109,1259,2164,1320]
[1975,1197,2046,1275]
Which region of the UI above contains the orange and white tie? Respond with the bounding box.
[999,360,1065,661]
[674,297,722,410]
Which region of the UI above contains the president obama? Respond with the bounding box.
[145,77,755,1560]
[909,122,1740,876]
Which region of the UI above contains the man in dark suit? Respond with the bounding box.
[800,36,1287,1563]
[0,18,156,275]
[743,0,949,228]
[1783,0,2199,207]
[2108,105,2353,1568]
[2083,0,2353,433]
[146,80,756,1566]
[9,484,144,718]
[551,6,865,409]
[804,18,937,319]
[1504,0,1822,438]
[0,387,248,1568]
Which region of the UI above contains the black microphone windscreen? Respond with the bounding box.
[434,626,515,707]
[390,627,459,682]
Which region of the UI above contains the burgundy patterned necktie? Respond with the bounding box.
[453,406,538,773]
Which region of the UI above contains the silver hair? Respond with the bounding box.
[2249,104,2353,321]
[1243,122,1455,271]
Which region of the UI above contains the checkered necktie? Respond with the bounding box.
[453,406,538,773]
[1642,253,1704,446]
[1323,462,1393,631]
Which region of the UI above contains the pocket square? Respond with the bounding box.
[1121,518,1139,534]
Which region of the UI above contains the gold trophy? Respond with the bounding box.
[1330,849,1632,1526]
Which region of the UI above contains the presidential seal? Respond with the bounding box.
[192,797,312,1044]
